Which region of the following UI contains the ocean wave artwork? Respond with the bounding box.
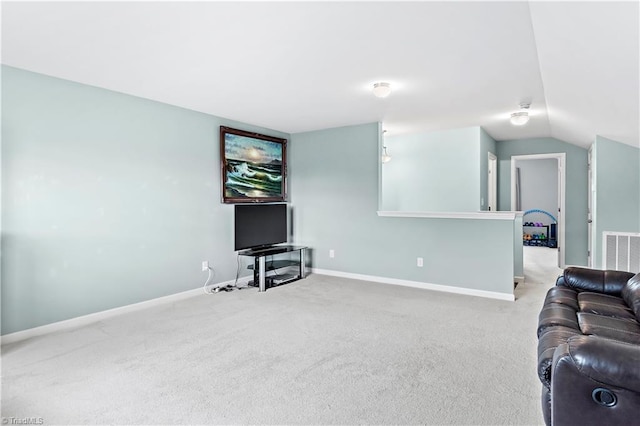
[223,132,284,199]
[225,159,282,198]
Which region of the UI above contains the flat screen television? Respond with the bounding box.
[234,203,288,251]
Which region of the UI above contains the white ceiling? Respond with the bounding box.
[2,1,638,148]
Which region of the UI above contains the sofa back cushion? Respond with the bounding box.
[563,267,634,296]
[622,272,640,321]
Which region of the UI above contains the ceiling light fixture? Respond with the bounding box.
[510,103,531,126]
[373,82,392,98]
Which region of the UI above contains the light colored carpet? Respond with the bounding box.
[1,246,560,425]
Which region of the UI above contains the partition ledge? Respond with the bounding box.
[377,211,523,220]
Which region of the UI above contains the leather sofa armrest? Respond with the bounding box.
[551,335,640,425]
[561,335,640,393]
[562,267,634,296]
[537,327,582,387]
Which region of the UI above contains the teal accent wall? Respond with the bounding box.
[480,128,497,211]
[381,127,481,212]
[1,66,289,334]
[592,135,640,268]
[290,123,516,296]
[496,137,588,266]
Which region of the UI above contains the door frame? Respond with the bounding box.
[587,146,594,267]
[488,152,497,211]
[510,153,566,268]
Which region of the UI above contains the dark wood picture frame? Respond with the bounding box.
[220,126,287,204]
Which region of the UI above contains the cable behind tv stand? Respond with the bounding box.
[238,245,307,292]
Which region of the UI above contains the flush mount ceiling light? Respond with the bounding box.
[510,112,529,126]
[373,82,392,98]
[510,103,531,126]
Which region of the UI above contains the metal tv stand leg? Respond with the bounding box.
[258,256,266,292]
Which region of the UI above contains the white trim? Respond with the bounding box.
[488,152,498,212]
[377,211,522,220]
[311,268,515,301]
[588,145,594,268]
[1,277,251,345]
[1,269,516,344]
[514,276,525,284]
[510,153,566,268]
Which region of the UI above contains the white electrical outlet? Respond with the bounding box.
[202,261,209,271]
[417,257,424,267]
[329,249,335,258]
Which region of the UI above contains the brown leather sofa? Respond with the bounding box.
[536,267,640,425]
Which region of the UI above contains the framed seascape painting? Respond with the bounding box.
[220,126,287,203]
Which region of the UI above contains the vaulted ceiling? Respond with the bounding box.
[2,1,638,148]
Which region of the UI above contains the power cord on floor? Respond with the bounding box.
[202,266,216,294]
[203,268,234,293]
[267,255,281,278]
[234,253,242,287]
[232,254,251,290]
[203,255,250,294]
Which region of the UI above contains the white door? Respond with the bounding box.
[488,152,497,211]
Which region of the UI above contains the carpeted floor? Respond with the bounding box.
[1,246,560,425]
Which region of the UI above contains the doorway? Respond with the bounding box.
[510,153,566,268]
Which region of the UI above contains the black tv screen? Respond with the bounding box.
[234,203,288,251]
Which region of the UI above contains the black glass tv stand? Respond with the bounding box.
[238,245,307,292]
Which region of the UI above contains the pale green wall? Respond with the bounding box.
[592,135,640,268]
[1,66,528,335]
[290,123,516,295]
[1,66,289,334]
[517,158,558,218]
[381,127,481,212]
[480,128,497,211]
[496,137,588,266]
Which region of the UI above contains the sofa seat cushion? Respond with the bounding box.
[578,299,635,320]
[538,303,580,337]
[544,287,579,310]
[577,312,640,344]
[577,291,629,307]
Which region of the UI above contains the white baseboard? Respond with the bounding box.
[514,276,525,285]
[311,268,515,302]
[1,277,251,345]
[2,269,513,344]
